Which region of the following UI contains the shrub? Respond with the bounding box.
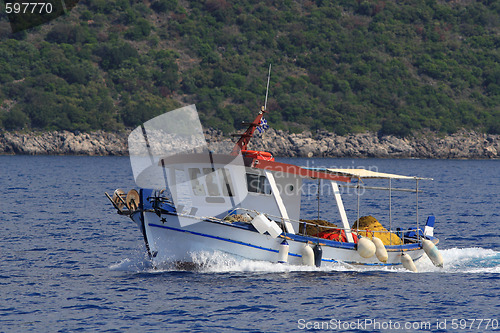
[95,43,138,70]
[2,108,29,129]
[151,0,178,13]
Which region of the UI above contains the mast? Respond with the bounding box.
[231,64,271,155]
[264,64,271,111]
[230,107,267,155]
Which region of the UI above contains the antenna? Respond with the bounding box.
[230,64,271,154]
[264,63,271,111]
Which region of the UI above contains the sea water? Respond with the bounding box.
[0,156,499,332]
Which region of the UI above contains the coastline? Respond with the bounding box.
[0,129,498,159]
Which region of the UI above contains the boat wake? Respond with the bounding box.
[109,247,500,274]
[190,251,352,273]
[416,247,500,273]
[109,256,155,272]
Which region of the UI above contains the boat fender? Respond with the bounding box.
[372,236,388,263]
[301,243,315,266]
[278,239,289,263]
[401,253,418,272]
[422,239,444,268]
[313,244,323,267]
[251,214,281,238]
[357,237,376,258]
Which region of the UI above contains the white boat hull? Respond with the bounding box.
[133,211,424,268]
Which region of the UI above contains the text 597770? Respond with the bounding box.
[5,2,53,14]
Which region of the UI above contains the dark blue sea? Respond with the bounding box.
[1,156,499,332]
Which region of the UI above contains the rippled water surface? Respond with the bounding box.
[1,156,499,332]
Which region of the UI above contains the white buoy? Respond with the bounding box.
[251,214,281,238]
[357,237,376,258]
[278,239,289,263]
[401,253,418,272]
[372,236,388,263]
[422,239,444,268]
[301,243,315,266]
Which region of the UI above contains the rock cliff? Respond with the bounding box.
[0,131,128,156]
[1,129,498,159]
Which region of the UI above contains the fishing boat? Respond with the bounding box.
[106,104,443,272]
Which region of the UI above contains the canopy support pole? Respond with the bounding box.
[317,178,320,221]
[389,178,392,245]
[416,178,419,241]
[356,178,360,226]
[265,170,295,234]
[330,181,354,243]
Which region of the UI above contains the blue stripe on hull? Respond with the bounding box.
[148,222,414,266]
[149,223,300,258]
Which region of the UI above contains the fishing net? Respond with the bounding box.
[299,219,339,236]
[352,215,402,245]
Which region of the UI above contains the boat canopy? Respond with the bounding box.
[306,168,433,181]
[246,159,351,183]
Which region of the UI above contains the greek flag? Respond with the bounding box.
[257,118,269,133]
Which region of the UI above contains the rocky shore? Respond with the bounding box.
[0,130,128,156]
[0,129,498,159]
[245,129,500,159]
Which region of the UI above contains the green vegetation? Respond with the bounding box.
[0,0,499,136]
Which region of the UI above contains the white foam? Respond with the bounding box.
[416,247,500,273]
[188,247,499,274]
[191,250,323,273]
[109,257,154,272]
[110,247,500,274]
[189,251,408,273]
